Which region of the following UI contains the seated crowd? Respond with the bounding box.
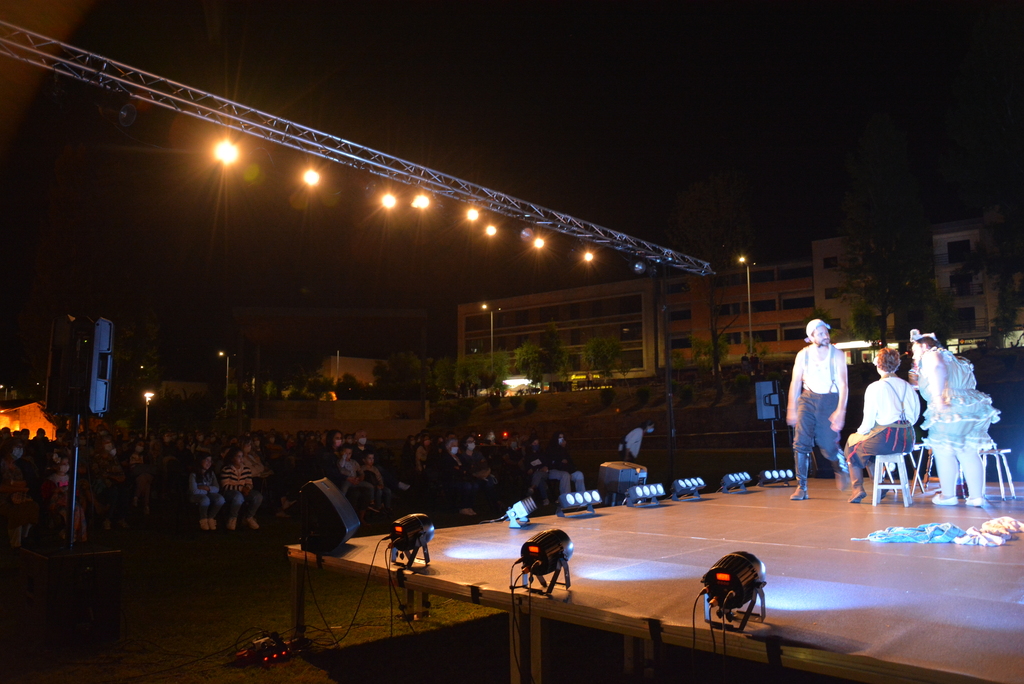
[1,423,588,548]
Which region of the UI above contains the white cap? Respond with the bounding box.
[805,318,830,340]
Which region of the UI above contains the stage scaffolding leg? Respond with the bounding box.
[291,557,306,638]
[624,636,656,678]
[404,588,430,620]
[510,597,548,684]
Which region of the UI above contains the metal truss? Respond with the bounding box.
[0,20,712,274]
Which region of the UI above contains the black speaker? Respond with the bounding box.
[45,315,115,416]
[300,478,360,556]
[755,380,781,421]
[21,545,122,643]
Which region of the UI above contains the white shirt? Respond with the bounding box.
[622,427,645,458]
[857,376,921,434]
[800,344,844,394]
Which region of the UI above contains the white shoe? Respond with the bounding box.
[199,518,210,531]
[245,517,260,530]
[932,494,959,506]
[965,497,986,507]
[227,518,237,531]
[207,518,217,530]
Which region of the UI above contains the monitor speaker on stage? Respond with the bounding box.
[45,315,115,416]
[755,380,781,421]
[300,478,360,556]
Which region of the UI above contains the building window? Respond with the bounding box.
[829,318,842,330]
[569,302,581,319]
[620,324,642,342]
[823,256,838,269]
[516,309,530,326]
[570,328,581,345]
[752,329,778,342]
[751,299,776,313]
[619,295,643,314]
[466,339,485,355]
[947,239,971,264]
[726,332,742,345]
[824,287,839,300]
[783,328,806,341]
[539,305,559,322]
[671,337,692,349]
[779,266,813,280]
[620,349,644,370]
[465,314,488,332]
[719,302,742,316]
[750,269,775,283]
[782,296,815,310]
[591,300,604,317]
[957,306,976,323]
[667,281,690,294]
[907,309,924,324]
[670,309,692,321]
[495,311,511,328]
[949,273,974,297]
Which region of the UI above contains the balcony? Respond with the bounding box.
[952,317,989,335]
[944,282,985,297]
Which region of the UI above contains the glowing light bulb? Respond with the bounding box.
[467,208,480,221]
[412,194,430,209]
[303,169,320,186]
[382,193,397,208]
[485,225,497,236]
[534,237,545,249]
[214,141,238,164]
[584,251,594,262]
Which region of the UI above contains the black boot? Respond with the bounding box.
[848,458,866,503]
[790,453,810,500]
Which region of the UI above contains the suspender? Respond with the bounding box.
[804,344,838,393]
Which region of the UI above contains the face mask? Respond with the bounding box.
[510,441,518,449]
[358,437,367,445]
[450,446,459,455]
[58,464,70,474]
[12,447,23,459]
[486,433,495,442]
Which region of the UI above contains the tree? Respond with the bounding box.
[539,322,569,378]
[432,357,457,396]
[514,341,544,386]
[583,337,621,381]
[840,114,933,345]
[946,6,1024,340]
[666,172,753,402]
[372,352,422,399]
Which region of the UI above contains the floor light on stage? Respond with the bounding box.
[701,551,766,632]
[506,497,537,529]
[671,477,707,501]
[556,490,603,518]
[625,482,666,507]
[758,469,795,487]
[518,529,573,595]
[721,472,752,494]
[389,513,435,568]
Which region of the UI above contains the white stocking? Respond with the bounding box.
[958,449,986,501]
[931,445,960,499]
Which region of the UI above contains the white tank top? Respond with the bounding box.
[802,344,839,394]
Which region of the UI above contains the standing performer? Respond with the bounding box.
[844,348,920,503]
[909,330,1000,507]
[786,319,850,500]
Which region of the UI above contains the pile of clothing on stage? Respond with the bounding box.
[853,516,1024,546]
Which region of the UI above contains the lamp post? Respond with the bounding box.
[218,351,230,408]
[143,392,155,437]
[482,304,494,375]
[739,257,753,355]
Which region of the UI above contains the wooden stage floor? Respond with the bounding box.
[288,479,1024,684]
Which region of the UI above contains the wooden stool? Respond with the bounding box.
[873,453,912,507]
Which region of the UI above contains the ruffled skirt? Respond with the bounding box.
[921,388,1000,451]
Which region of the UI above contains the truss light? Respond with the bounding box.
[584,251,594,262]
[382,193,397,209]
[214,140,239,164]
[412,193,430,209]
[485,225,497,236]
[303,169,320,186]
[520,227,534,242]
[518,529,573,594]
[671,477,707,501]
[506,497,537,529]
[625,482,666,507]
[533,237,545,249]
[758,469,796,487]
[556,489,603,518]
[702,551,766,632]
[632,259,647,275]
[467,208,480,221]
[389,513,435,568]
[721,472,752,494]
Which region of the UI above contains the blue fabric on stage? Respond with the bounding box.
[853,522,966,543]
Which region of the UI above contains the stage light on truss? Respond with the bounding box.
[556,489,603,518]
[214,140,239,164]
[303,169,321,186]
[721,472,752,494]
[625,482,666,507]
[758,469,795,487]
[506,497,537,529]
[389,513,435,568]
[520,227,534,242]
[411,193,430,209]
[485,224,497,236]
[382,193,397,209]
[701,551,766,632]
[632,259,647,275]
[671,477,707,501]
[534,237,545,249]
[583,251,594,262]
[518,529,573,595]
[467,208,480,221]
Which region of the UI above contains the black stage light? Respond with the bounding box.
[506,497,537,529]
[518,529,573,595]
[758,469,796,487]
[671,477,707,501]
[721,471,752,494]
[625,482,666,507]
[389,513,435,568]
[556,490,603,518]
[701,551,767,632]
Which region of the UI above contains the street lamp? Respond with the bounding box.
[143,392,155,436]
[218,351,230,407]
[739,257,753,355]
[481,304,494,375]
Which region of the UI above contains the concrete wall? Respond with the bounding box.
[251,399,428,439]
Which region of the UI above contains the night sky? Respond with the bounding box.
[0,1,995,386]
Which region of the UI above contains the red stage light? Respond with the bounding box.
[716,572,731,583]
